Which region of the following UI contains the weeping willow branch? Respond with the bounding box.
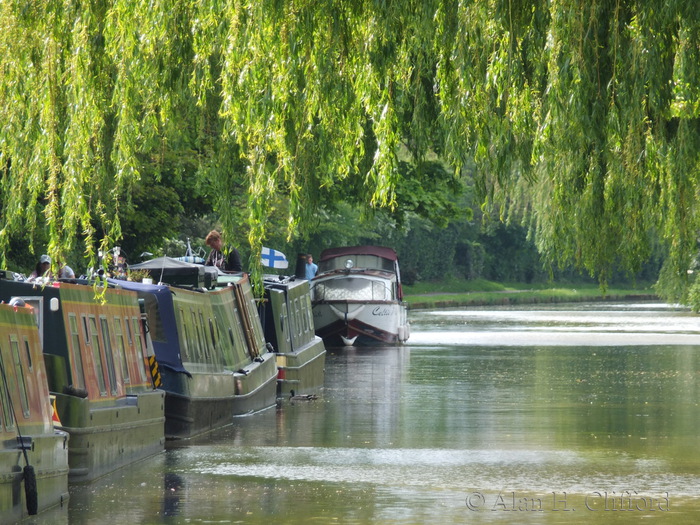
[0,1,698,301]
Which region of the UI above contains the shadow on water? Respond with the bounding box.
[63,303,700,524]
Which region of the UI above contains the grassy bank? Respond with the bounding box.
[403,278,658,310]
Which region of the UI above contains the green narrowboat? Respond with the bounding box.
[260,275,326,397]
[0,276,165,483]
[0,301,69,522]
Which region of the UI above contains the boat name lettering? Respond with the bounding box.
[372,307,392,316]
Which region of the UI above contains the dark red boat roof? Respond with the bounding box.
[319,245,398,262]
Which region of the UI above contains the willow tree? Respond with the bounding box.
[1,1,700,301]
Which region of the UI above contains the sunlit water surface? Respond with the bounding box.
[34,302,700,524]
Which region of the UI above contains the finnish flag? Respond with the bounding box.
[261,247,289,269]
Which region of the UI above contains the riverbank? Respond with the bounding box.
[403,278,659,310]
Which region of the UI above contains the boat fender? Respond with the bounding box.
[23,465,38,515]
[63,384,89,398]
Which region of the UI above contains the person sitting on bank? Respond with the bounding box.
[305,253,318,280]
[204,230,243,272]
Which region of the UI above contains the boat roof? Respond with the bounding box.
[130,255,205,273]
[319,245,398,262]
[107,277,170,293]
[129,256,219,288]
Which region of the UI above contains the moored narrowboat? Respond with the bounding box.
[0,276,165,483]
[260,275,326,397]
[112,268,278,441]
[0,301,69,522]
[310,246,410,346]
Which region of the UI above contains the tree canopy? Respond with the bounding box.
[1,1,700,300]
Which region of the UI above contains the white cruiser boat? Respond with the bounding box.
[310,246,410,346]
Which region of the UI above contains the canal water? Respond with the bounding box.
[37,302,700,524]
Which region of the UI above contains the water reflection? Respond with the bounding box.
[65,303,700,524]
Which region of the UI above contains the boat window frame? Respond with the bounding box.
[178,308,191,362]
[208,318,218,352]
[87,315,108,396]
[114,316,130,385]
[67,313,87,390]
[293,297,303,338]
[0,351,14,430]
[9,334,30,418]
[280,302,290,345]
[23,336,33,371]
[131,317,148,383]
[195,309,209,362]
[304,295,314,336]
[99,316,118,396]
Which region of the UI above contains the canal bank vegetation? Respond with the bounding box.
[403,278,659,310]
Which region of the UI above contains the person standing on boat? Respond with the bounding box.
[205,230,243,272]
[305,254,318,280]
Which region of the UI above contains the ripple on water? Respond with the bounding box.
[181,446,700,498]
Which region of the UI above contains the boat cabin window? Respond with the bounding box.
[87,316,108,396]
[142,294,166,344]
[288,299,298,340]
[195,310,209,362]
[178,308,191,362]
[9,336,30,417]
[114,317,130,384]
[0,355,14,429]
[318,255,394,273]
[68,314,86,389]
[240,284,266,351]
[280,303,290,344]
[82,315,91,345]
[313,277,392,301]
[100,317,118,395]
[226,301,250,363]
[23,337,32,370]
[188,309,202,362]
[304,295,314,335]
[293,298,303,337]
[299,297,309,334]
[125,316,134,346]
[208,319,218,350]
[131,317,148,383]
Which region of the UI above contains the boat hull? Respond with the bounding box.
[275,337,326,396]
[0,431,70,524]
[232,353,279,416]
[55,390,165,483]
[161,351,278,440]
[312,300,410,346]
